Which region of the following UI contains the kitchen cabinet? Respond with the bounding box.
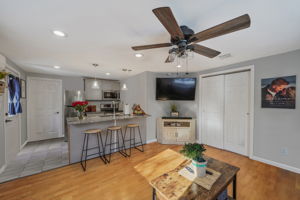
[102,80,120,91]
[84,79,102,100]
[84,78,120,100]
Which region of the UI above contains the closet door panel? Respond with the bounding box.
[201,75,224,149]
[224,71,250,155]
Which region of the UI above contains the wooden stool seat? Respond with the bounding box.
[107,126,122,131]
[127,124,139,128]
[84,129,101,134]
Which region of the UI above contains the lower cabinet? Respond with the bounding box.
[157,118,196,144]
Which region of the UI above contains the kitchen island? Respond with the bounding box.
[66,114,149,164]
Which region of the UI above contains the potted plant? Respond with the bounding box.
[180,143,207,177]
[170,103,179,117]
[72,101,88,120]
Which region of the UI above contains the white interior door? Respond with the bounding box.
[201,75,224,149]
[224,71,250,155]
[28,77,63,141]
[4,69,21,163]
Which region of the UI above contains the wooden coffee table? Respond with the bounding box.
[135,149,239,200]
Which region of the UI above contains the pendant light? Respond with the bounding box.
[121,83,128,91]
[92,79,99,89]
[91,64,100,89]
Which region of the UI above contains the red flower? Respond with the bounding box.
[72,101,88,107]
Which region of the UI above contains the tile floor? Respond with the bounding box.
[0,138,69,183]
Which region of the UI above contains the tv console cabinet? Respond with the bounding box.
[157,118,196,144]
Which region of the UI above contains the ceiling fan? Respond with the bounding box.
[131,7,251,63]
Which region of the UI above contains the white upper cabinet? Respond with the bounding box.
[102,80,120,91]
[84,79,102,100]
[84,79,120,100]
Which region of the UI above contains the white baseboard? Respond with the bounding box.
[146,139,157,144]
[251,155,300,174]
[20,140,28,150]
[0,164,6,174]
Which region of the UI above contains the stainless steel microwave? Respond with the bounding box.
[102,90,120,100]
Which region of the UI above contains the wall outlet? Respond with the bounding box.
[280,148,288,156]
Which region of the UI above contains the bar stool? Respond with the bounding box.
[80,129,106,171]
[124,124,144,156]
[104,126,127,163]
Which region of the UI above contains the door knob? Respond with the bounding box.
[5,119,12,123]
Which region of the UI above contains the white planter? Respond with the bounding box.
[192,160,207,177]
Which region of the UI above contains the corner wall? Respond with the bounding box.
[120,72,198,142]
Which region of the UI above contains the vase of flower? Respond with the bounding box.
[72,101,88,120]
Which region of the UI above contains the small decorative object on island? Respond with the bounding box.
[132,104,146,115]
[180,143,207,177]
[170,103,179,117]
[72,101,88,120]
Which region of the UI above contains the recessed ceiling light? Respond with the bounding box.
[52,30,67,37]
[135,53,143,58]
[176,65,181,68]
[53,65,61,69]
[105,72,111,76]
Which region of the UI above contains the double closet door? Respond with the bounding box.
[201,71,250,156]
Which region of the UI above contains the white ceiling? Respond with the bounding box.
[0,0,300,79]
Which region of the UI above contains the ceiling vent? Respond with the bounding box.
[218,53,232,60]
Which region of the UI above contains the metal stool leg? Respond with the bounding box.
[96,133,107,164]
[83,134,89,171]
[116,129,127,157]
[99,132,108,163]
[129,127,133,156]
[137,126,144,152]
[109,130,113,163]
[80,133,87,171]
[120,129,127,156]
[123,126,128,155]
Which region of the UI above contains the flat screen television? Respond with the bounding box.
[156,78,196,101]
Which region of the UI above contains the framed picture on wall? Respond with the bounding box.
[261,75,296,109]
[21,79,26,98]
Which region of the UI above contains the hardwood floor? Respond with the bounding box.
[0,142,299,200]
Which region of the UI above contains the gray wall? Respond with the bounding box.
[120,71,198,142]
[0,57,27,169]
[199,49,300,170]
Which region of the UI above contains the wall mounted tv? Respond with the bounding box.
[156,78,197,101]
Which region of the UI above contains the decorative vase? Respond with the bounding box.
[192,160,207,177]
[78,112,84,120]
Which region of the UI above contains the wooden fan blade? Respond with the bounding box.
[190,14,250,43]
[152,7,184,40]
[132,43,172,51]
[165,54,175,63]
[190,44,221,58]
